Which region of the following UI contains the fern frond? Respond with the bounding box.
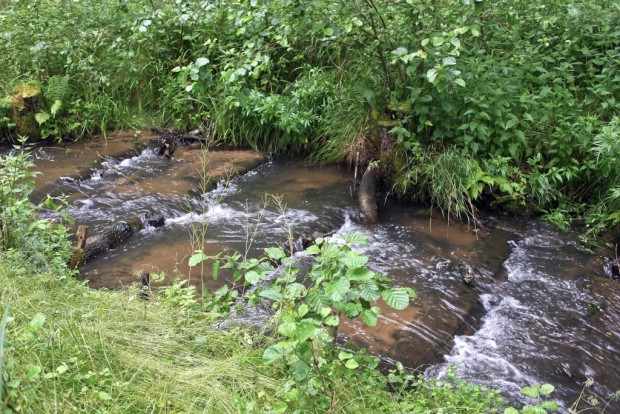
[45,75,69,117]
[35,111,50,125]
[50,100,62,117]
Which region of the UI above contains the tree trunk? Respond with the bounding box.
[358,165,379,224]
[69,225,89,269]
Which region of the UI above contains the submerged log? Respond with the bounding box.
[82,211,165,263]
[358,164,379,224]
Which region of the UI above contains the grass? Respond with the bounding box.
[0,249,510,413]
[2,250,451,413]
[0,255,280,413]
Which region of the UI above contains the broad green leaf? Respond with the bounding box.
[214,285,229,298]
[520,386,539,399]
[338,351,353,360]
[339,253,368,269]
[338,234,368,245]
[392,47,408,57]
[348,267,375,281]
[344,303,361,318]
[297,303,309,318]
[382,288,410,310]
[259,286,282,301]
[333,300,346,312]
[539,384,555,395]
[289,360,310,382]
[195,57,209,67]
[284,283,306,299]
[30,313,46,331]
[540,400,559,410]
[325,278,350,302]
[277,322,297,338]
[323,27,334,36]
[265,247,286,261]
[294,322,316,342]
[306,291,330,313]
[188,251,208,267]
[442,57,456,65]
[427,68,438,84]
[361,309,378,327]
[272,401,288,413]
[306,245,321,255]
[360,281,380,301]
[324,315,339,326]
[521,405,542,414]
[263,345,284,364]
[245,270,261,285]
[503,408,519,414]
[345,359,359,369]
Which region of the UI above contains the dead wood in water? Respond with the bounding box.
[358,164,379,224]
[69,225,89,269]
[81,212,165,264]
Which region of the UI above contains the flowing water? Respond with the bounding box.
[6,135,619,409]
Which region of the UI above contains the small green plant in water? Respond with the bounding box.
[504,383,558,413]
[191,233,416,411]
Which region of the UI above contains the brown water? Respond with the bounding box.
[8,135,619,409]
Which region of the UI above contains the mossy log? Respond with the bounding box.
[82,212,164,263]
[358,164,379,224]
[69,225,89,268]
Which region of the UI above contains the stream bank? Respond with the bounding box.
[6,132,619,409]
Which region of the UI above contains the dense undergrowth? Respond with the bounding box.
[1,0,619,237]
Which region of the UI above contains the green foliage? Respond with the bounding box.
[398,367,504,413]
[505,383,559,414]
[190,235,415,411]
[1,0,618,233]
[0,138,72,272]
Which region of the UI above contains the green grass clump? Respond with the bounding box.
[0,254,280,413]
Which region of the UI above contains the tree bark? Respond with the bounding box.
[82,212,165,263]
[69,225,89,269]
[358,165,379,224]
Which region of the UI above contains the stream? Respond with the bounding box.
[4,134,619,409]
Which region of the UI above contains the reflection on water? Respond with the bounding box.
[21,136,620,409]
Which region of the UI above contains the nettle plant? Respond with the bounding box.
[191,234,416,411]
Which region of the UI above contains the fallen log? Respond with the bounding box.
[82,211,165,263]
[358,164,379,224]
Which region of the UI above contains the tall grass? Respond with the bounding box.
[0,255,280,413]
[0,301,9,405]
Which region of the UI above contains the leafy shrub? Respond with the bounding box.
[0,139,72,273]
